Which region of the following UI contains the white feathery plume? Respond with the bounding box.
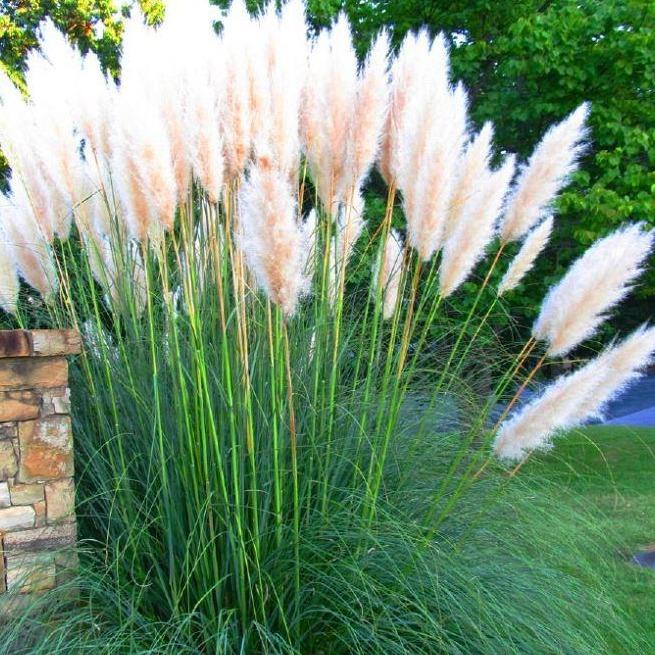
[238,163,309,316]
[22,27,87,237]
[323,14,358,206]
[574,324,655,419]
[498,215,554,295]
[494,324,655,461]
[301,29,331,201]
[376,228,404,320]
[378,30,431,185]
[221,0,254,181]
[439,154,515,298]
[176,0,225,202]
[0,221,19,314]
[251,0,307,179]
[33,19,114,164]
[122,7,190,202]
[532,223,654,357]
[399,40,468,261]
[500,103,589,243]
[338,29,389,199]
[2,186,58,298]
[77,53,116,162]
[395,33,451,194]
[110,83,177,242]
[0,74,66,240]
[445,122,493,238]
[301,13,358,212]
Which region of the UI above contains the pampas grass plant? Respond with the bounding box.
[0,1,653,652]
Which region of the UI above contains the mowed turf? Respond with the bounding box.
[524,425,655,650]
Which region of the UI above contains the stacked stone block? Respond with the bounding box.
[0,329,80,597]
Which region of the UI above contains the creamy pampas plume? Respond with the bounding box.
[340,30,389,198]
[445,122,493,237]
[222,0,254,180]
[110,84,177,242]
[495,324,655,461]
[301,15,387,211]
[252,0,307,179]
[376,229,404,320]
[0,71,64,240]
[378,30,431,185]
[171,0,225,202]
[0,224,19,313]
[238,163,310,316]
[439,154,515,298]
[500,103,589,243]
[498,215,554,295]
[2,187,58,298]
[301,13,358,212]
[397,36,468,261]
[34,19,114,164]
[122,7,191,201]
[532,223,654,357]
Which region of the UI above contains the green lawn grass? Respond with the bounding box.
[525,425,655,651]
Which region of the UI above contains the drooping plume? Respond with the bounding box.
[439,154,515,298]
[174,0,226,202]
[0,71,67,240]
[238,163,310,315]
[122,6,192,201]
[498,215,554,295]
[532,223,654,357]
[500,103,589,243]
[110,83,177,242]
[495,324,655,461]
[1,186,58,299]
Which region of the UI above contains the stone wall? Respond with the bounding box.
[0,329,81,597]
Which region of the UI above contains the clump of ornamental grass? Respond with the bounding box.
[0,0,654,652]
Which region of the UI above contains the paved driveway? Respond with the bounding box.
[604,374,655,427]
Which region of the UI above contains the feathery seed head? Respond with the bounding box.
[532,223,654,357]
[446,122,494,238]
[238,162,310,316]
[498,215,554,295]
[439,153,515,297]
[500,102,589,243]
[495,323,655,461]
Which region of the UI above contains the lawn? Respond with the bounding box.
[525,425,655,650]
